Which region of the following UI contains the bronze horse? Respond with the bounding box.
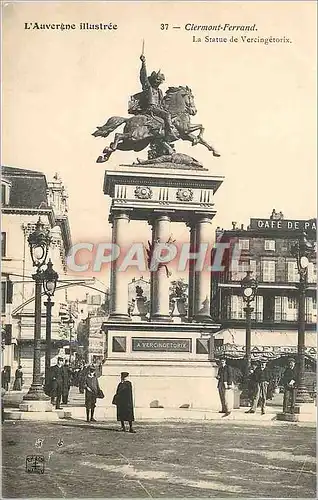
[93,86,220,162]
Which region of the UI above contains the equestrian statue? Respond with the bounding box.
[93,48,220,164]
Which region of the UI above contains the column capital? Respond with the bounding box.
[195,216,213,225]
[109,212,130,225]
[148,214,171,227]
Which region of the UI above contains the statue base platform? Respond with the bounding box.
[100,321,220,411]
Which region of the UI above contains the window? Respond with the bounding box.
[230,295,244,319]
[238,239,249,250]
[288,297,298,309]
[306,297,317,323]
[308,263,317,284]
[264,240,275,251]
[262,260,276,282]
[251,295,263,322]
[1,183,10,205]
[287,261,299,282]
[1,232,6,257]
[1,184,6,204]
[1,281,6,314]
[230,259,256,281]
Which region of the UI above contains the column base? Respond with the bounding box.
[239,388,251,408]
[108,313,132,322]
[295,385,313,404]
[19,400,53,412]
[22,384,50,401]
[193,315,213,323]
[276,412,299,422]
[150,315,173,323]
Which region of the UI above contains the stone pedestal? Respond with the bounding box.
[100,321,221,411]
[102,163,224,415]
[19,400,53,412]
[277,403,316,423]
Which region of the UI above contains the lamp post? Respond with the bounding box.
[43,260,59,385]
[66,314,75,363]
[291,232,315,404]
[23,218,51,401]
[240,270,258,406]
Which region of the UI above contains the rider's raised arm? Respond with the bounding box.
[140,55,150,90]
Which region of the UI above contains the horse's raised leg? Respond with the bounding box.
[182,130,220,156]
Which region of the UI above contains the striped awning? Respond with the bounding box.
[213,329,317,360]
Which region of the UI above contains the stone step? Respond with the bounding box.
[4,409,72,421]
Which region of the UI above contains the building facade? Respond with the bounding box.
[211,211,316,367]
[1,167,72,385]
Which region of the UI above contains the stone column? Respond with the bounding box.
[150,215,172,322]
[109,212,131,321]
[187,221,196,321]
[193,216,213,322]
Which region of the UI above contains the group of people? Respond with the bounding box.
[216,357,298,416]
[46,358,136,431]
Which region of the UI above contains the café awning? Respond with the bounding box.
[213,329,317,360]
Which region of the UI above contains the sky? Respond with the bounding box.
[2,1,317,291]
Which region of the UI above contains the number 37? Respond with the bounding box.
[160,24,169,30]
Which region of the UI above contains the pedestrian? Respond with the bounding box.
[216,358,233,417]
[1,367,10,391]
[12,365,23,391]
[247,362,257,405]
[84,365,102,422]
[62,359,72,405]
[246,360,269,415]
[112,372,136,432]
[281,358,297,414]
[1,387,6,423]
[49,357,64,409]
[79,362,89,394]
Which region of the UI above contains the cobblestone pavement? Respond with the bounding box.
[2,420,316,498]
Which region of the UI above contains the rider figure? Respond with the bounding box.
[139,54,177,140]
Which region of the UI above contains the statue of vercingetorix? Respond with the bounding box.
[93,46,220,164]
[137,54,177,140]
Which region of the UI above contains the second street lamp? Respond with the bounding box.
[43,260,59,385]
[23,219,51,402]
[240,270,258,407]
[291,232,315,405]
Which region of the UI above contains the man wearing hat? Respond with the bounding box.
[138,54,177,140]
[216,358,233,417]
[49,357,65,410]
[281,358,297,414]
[246,360,269,415]
[112,372,136,432]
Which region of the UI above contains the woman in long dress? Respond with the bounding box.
[12,366,23,391]
[113,372,136,433]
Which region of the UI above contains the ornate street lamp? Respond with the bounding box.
[23,218,51,401]
[291,232,315,404]
[28,218,51,268]
[66,315,75,363]
[43,260,59,385]
[240,270,258,406]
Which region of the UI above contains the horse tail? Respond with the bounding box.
[92,116,126,137]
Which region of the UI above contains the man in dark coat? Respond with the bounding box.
[49,357,64,409]
[246,360,269,415]
[83,365,102,422]
[216,358,233,417]
[281,358,297,414]
[113,372,135,432]
[62,359,72,405]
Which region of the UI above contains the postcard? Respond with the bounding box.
[1,1,316,498]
